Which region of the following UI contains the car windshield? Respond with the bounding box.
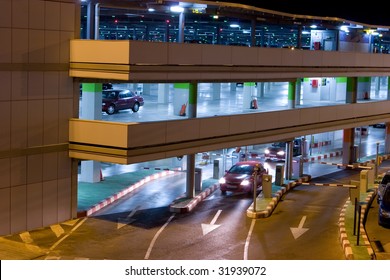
[228,164,254,175]
[102,92,117,99]
[272,142,285,148]
[382,187,390,206]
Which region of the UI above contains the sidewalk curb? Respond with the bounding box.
[77,170,181,217]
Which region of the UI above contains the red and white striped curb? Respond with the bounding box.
[169,183,220,213]
[304,151,343,162]
[79,170,180,217]
[338,191,376,260]
[301,182,357,188]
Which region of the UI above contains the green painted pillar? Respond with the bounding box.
[243,82,257,109]
[295,78,302,106]
[387,77,390,100]
[80,83,102,183]
[188,82,198,118]
[288,80,296,108]
[346,77,357,104]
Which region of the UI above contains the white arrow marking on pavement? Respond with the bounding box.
[201,209,222,236]
[117,206,140,229]
[290,216,309,240]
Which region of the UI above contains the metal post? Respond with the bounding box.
[353,198,357,235]
[252,164,259,213]
[357,205,361,246]
[376,142,379,178]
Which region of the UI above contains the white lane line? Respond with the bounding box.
[144,213,175,260]
[49,217,87,251]
[244,219,256,260]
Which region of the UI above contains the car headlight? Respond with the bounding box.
[240,179,250,186]
[277,151,285,156]
[102,102,106,106]
[219,178,226,184]
[264,149,270,154]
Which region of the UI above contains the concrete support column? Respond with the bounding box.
[178,11,185,43]
[212,83,221,100]
[375,76,381,98]
[80,83,102,183]
[230,82,236,92]
[288,81,296,109]
[186,154,196,198]
[243,82,256,109]
[158,83,169,104]
[387,77,390,100]
[257,82,265,98]
[385,124,390,154]
[342,128,355,165]
[142,83,151,95]
[285,141,293,180]
[188,82,198,118]
[346,77,357,104]
[295,78,302,105]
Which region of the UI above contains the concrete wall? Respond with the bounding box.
[0,0,78,236]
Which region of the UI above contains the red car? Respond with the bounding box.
[219,161,268,194]
[102,89,144,115]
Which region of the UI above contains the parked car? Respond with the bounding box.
[378,171,390,203]
[264,139,302,161]
[378,183,390,228]
[371,123,386,128]
[102,89,144,115]
[219,161,268,194]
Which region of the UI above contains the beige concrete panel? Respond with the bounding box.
[201,44,232,65]
[45,1,60,30]
[302,50,323,66]
[11,101,28,149]
[377,54,390,67]
[70,40,130,64]
[27,154,43,184]
[168,43,202,65]
[11,157,27,187]
[69,69,130,81]
[42,180,58,225]
[129,41,168,64]
[12,0,28,29]
[370,100,390,115]
[353,102,370,117]
[0,101,11,150]
[0,28,11,63]
[166,72,202,80]
[60,2,75,31]
[0,71,11,100]
[0,158,11,189]
[129,122,167,147]
[29,0,44,29]
[26,182,43,230]
[338,52,357,67]
[255,111,279,131]
[129,73,168,81]
[58,177,72,222]
[336,103,355,120]
[165,119,200,143]
[257,47,283,65]
[279,109,300,127]
[43,99,59,145]
[0,188,10,235]
[354,52,371,66]
[198,116,230,138]
[10,185,27,234]
[11,71,28,101]
[319,105,339,122]
[60,31,73,63]
[229,73,259,80]
[28,30,45,63]
[27,100,44,147]
[58,99,73,143]
[229,114,256,134]
[199,72,232,81]
[43,153,58,181]
[28,71,44,100]
[44,72,59,99]
[231,46,258,65]
[0,0,11,27]
[300,107,320,125]
[58,151,71,179]
[281,48,303,66]
[44,30,60,63]
[69,120,129,147]
[12,29,28,63]
[321,51,343,67]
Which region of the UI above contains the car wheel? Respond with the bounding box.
[132,102,140,112]
[221,190,226,195]
[106,104,116,115]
